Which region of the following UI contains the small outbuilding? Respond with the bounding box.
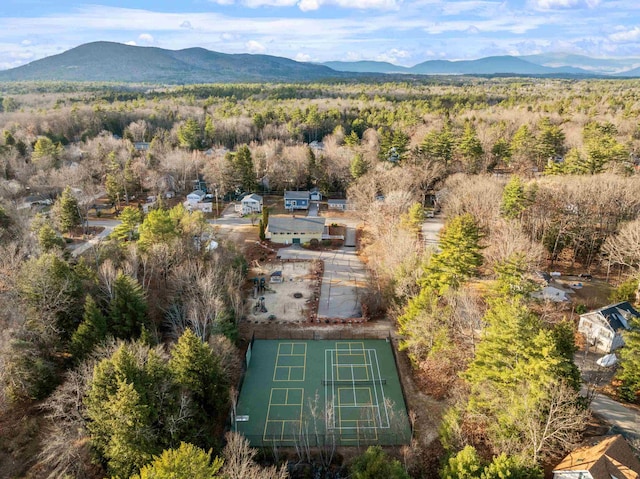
[187,190,206,205]
[266,216,325,244]
[578,301,639,353]
[327,199,351,211]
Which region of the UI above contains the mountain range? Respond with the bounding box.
[1,41,640,83]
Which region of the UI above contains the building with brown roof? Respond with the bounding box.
[553,435,640,479]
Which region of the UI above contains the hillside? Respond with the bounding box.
[0,41,345,83]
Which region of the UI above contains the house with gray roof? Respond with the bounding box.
[266,216,325,244]
[284,190,310,210]
[578,301,639,353]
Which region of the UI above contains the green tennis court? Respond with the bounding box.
[234,339,411,447]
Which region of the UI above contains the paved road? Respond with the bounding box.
[70,219,120,257]
[583,387,640,441]
[277,245,366,319]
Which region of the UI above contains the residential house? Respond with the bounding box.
[266,216,325,244]
[240,194,263,215]
[187,190,206,205]
[578,301,639,353]
[327,199,352,211]
[310,187,322,201]
[552,435,640,479]
[284,191,310,210]
[134,142,150,151]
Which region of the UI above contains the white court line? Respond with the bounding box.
[351,364,357,407]
[373,349,390,428]
[367,349,383,427]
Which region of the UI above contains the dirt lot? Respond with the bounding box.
[244,260,321,324]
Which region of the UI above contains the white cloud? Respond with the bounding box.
[217,0,401,10]
[295,52,312,61]
[466,25,480,34]
[21,39,32,46]
[125,41,137,46]
[375,48,411,64]
[138,33,155,44]
[180,20,193,29]
[609,26,640,43]
[246,40,266,53]
[529,0,600,10]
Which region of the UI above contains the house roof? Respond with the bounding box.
[242,193,263,203]
[553,435,640,479]
[267,216,325,234]
[284,190,310,200]
[188,189,206,198]
[328,199,347,205]
[583,301,640,332]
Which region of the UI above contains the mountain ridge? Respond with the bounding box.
[1,41,639,82]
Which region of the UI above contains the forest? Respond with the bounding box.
[1,76,640,478]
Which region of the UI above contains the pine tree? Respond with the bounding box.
[400,202,425,236]
[32,136,63,162]
[500,175,527,220]
[457,122,484,172]
[108,273,148,339]
[169,329,228,419]
[350,152,369,179]
[55,186,82,233]
[138,208,178,249]
[440,445,483,479]
[71,295,107,360]
[616,318,640,402]
[111,206,143,241]
[422,214,483,295]
[36,223,65,252]
[132,442,223,479]
[178,118,202,150]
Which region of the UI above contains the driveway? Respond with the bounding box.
[277,246,367,319]
[70,219,120,257]
[578,350,640,441]
[308,202,319,217]
[422,216,445,247]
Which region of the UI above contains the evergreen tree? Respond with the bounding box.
[204,115,215,145]
[178,118,203,150]
[457,122,484,172]
[102,380,154,478]
[350,445,409,479]
[481,454,542,479]
[500,176,527,220]
[71,295,107,360]
[32,136,63,163]
[400,202,425,236]
[54,186,82,233]
[111,206,143,241]
[616,318,640,402]
[132,442,223,479]
[422,214,483,295]
[420,125,455,166]
[169,329,228,414]
[36,223,65,252]
[350,152,369,179]
[440,446,483,479]
[108,273,148,339]
[138,208,178,249]
[490,138,511,167]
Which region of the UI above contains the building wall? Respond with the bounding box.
[578,317,614,352]
[266,231,322,244]
[285,199,309,210]
[553,472,593,479]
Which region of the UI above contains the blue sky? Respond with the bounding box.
[0,0,639,70]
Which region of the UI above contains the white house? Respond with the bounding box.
[327,199,352,211]
[187,190,206,205]
[240,194,263,215]
[578,301,639,353]
[552,435,640,479]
